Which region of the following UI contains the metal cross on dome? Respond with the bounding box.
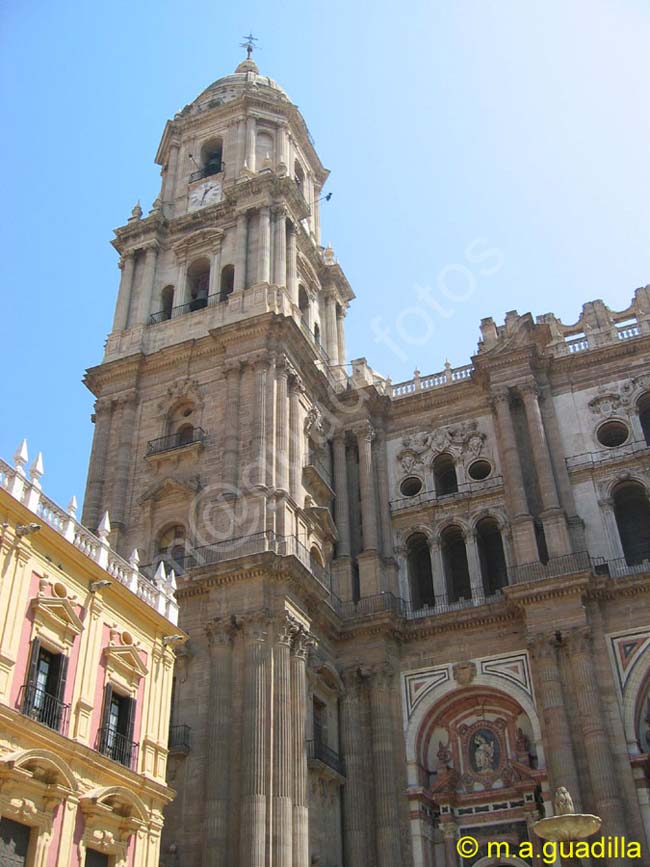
[241,33,259,59]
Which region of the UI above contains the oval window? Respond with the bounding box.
[468,460,491,481]
[400,476,423,497]
[597,420,629,448]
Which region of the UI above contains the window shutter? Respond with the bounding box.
[22,637,41,713]
[99,682,113,752]
[53,655,69,731]
[124,696,137,768]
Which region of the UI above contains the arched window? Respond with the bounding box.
[168,401,195,437]
[256,130,274,170]
[298,285,310,327]
[639,393,650,446]
[476,518,508,595]
[220,265,234,302]
[161,285,174,321]
[433,453,458,496]
[201,138,223,177]
[613,481,650,565]
[294,160,305,195]
[156,525,187,574]
[441,526,471,603]
[177,423,194,446]
[187,258,210,311]
[407,533,435,610]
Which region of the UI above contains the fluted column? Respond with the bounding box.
[273,206,287,287]
[223,363,241,492]
[291,627,310,867]
[83,397,114,530]
[239,614,270,867]
[258,206,271,284]
[272,615,294,867]
[113,253,135,331]
[340,668,371,867]
[565,626,627,854]
[275,359,290,493]
[324,291,338,363]
[110,390,137,543]
[287,223,298,306]
[490,387,537,563]
[289,377,302,501]
[136,243,158,324]
[336,306,346,366]
[527,634,582,808]
[234,211,248,292]
[520,379,571,556]
[203,618,235,866]
[356,422,379,552]
[369,664,402,866]
[333,433,351,557]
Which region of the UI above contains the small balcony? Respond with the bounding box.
[189,162,224,182]
[307,738,345,777]
[98,725,139,770]
[146,427,206,457]
[19,684,69,734]
[150,293,222,325]
[168,723,192,755]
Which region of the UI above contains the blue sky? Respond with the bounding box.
[1,0,649,509]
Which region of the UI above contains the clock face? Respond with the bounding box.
[188,179,223,211]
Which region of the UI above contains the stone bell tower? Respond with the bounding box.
[82,49,356,867]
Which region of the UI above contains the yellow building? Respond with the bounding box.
[0,441,184,867]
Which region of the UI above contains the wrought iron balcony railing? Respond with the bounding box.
[19,684,69,734]
[307,738,345,776]
[189,163,224,182]
[98,725,139,770]
[168,724,192,753]
[149,292,224,324]
[146,427,206,456]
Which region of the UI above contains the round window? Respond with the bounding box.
[596,420,629,448]
[400,476,423,497]
[468,459,491,481]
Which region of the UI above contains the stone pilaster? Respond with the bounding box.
[208,238,222,298]
[375,423,394,561]
[137,243,158,324]
[356,422,378,552]
[291,626,311,867]
[223,362,241,492]
[490,387,537,563]
[324,290,338,363]
[275,358,290,494]
[113,253,135,331]
[333,433,351,558]
[239,613,270,867]
[519,379,572,556]
[336,305,346,367]
[441,821,458,867]
[527,634,583,809]
[265,355,277,491]
[203,617,236,866]
[289,376,303,501]
[273,206,287,287]
[245,115,256,172]
[369,664,402,866]
[340,667,372,867]
[564,626,627,855]
[287,223,298,306]
[258,206,271,284]
[272,615,294,867]
[234,211,248,292]
[110,390,137,545]
[83,396,114,531]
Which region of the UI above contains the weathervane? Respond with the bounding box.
[241,33,259,59]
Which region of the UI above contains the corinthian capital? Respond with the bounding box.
[354,421,375,444]
[205,616,236,648]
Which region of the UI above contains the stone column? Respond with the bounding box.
[234,211,248,292]
[564,627,627,852]
[598,497,624,560]
[441,821,458,867]
[137,243,158,324]
[265,355,277,491]
[110,390,137,544]
[289,377,303,501]
[273,206,287,287]
[520,380,571,556]
[112,253,135,331]
[527,634,583,808]
[162,139,180,209]
[375,424,394,560]
[208,239,222,298]
[490,387,537,563]
[340,668,371,867]
[278,122,289,171]
[223,363,241,492]
[177,259,188,306]
[324,291,338,363]
[258,206,271,284]
[272,615,294,867]
[465,530,484,599]
[291,627,310,867]
[431,540,447,604]
[333,433,351,557]
[83,397,114,531]
[356,422,379,552]
[203,618,235,866]
[336,305,346,368]
[287,222,298,306]
[369,664,402,866]
[239,614,270,867]
[245,115,256,173]
[253,360,269,489]
[275,358,290,494]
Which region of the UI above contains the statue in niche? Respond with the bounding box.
[469,729,499,774]
[437,740,452,767]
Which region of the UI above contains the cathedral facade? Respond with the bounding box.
[81,54,650,867]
